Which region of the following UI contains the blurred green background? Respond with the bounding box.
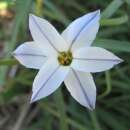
[0,0,130,130]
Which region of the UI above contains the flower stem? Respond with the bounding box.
[54,87,69,130]
[99,71,112,98]
[40,102,88,130]
[89,111,101,130]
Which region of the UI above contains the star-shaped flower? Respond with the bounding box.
[13,10,122,110]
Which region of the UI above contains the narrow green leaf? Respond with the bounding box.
[40,103,89,130]
[35,0,43,16]
[44,0,70,25]
[101,0,124,18]
[94,39,130,52]
[0,0,32,86]
[100,15,128,26]
[0,59,18,66]
[125,0,130,4]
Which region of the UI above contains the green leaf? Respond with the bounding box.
[94,39,130,52]
[0,59,18,66]
[125,0,130,4]
[44,0,70,25]
[0,0,32,86]
[100,15,128,26]
[101,0,124,18]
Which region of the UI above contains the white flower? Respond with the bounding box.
[13,10,122,110]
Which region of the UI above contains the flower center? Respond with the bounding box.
[58,51,73,66]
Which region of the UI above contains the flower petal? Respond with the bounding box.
[31,58,70,103]
[29,14,68,56]
[61,10,100,52]
[72,47,123,72]
[13,42,47,69]
[64,68,96,109]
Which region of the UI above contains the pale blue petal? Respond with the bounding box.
[13,42,46,69]
[62,10,100,52]
[65,69,96,110]
[31,59,70,103]
[72,47,123,72]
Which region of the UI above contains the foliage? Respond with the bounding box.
[0,0,130,130]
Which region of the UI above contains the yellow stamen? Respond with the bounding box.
[58,51,73,66]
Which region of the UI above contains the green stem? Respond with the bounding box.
[98,71,112,98]
[89,111,101,130]
[54,87,69,130]
[40,103,88,130]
